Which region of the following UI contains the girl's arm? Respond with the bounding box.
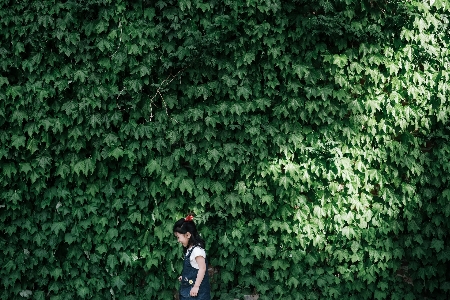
[190,256,206,296]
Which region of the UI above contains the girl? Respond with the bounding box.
[173,214,211,299]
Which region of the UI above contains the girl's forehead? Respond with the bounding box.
[175,231,189,235]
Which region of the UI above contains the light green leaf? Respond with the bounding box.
[107,254,119,270]
[145,255,159,269]
[106,228,118,241]
[119,252,131,267]
[0,76,9,87]
[3,163,17,178]
[19,163,32,174]
[196,194,210,206]
[64,233,76,245]
[145,159,161,175]
[265,245,276,258]
[333,54,348,68]
[74,70,87,82]
[110,147,124,160]
[50,268,63,280]
[261,195,273,205]
[77,286,90,298]
[112,275,125,289]
[154,226,165,242]
[11,135,26,149]
[96,244,107,255]
[179,178,194,195]
[129,211,142,224]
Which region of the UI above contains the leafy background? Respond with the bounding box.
[1,0,449,299]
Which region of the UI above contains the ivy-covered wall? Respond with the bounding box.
[1,0,449,299]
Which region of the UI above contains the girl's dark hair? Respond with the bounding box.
[173,216,205,253]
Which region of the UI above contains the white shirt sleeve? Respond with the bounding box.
[186,247,206,269]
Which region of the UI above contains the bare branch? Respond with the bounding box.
[148,67,188,123]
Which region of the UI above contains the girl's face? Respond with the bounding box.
[174,232,191,247]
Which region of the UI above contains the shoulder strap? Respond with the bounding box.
[187,245,196,256]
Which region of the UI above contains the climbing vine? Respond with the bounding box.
[1,0,449,299]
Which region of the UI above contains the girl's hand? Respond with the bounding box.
[178,276,182,282]
[190,286,199,297]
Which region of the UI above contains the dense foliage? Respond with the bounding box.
[1,0,449,299]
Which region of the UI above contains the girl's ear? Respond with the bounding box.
[185,232,191,239]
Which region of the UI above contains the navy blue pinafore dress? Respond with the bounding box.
[179,246,211,300]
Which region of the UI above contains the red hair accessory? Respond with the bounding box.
[185,215,194,222]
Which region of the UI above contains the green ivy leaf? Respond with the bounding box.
[265,245,276,258]
[287,276,299,288]
[51,222,66,235]
[34,291,45,300]
[431,239,444,252]
[74,70,87,82]
[196,194,209,206]
[128,211,142,224]
[112,276,125,290]
[145,255,159,269]
[50,268,63,280]
[179,178,194,195]
[0,76,9,87]
[119,252,131,267]
[220,270,234,284]
[77,286,90,298]
[107,254,119,270]
[64,233,76,245]
[19,163,32,174]
[106,228,118,241]
[96,244,107,255]
[332,54,348,67]
[109,147,124,160]
[11,135,26,149]
[3,163,17,178]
